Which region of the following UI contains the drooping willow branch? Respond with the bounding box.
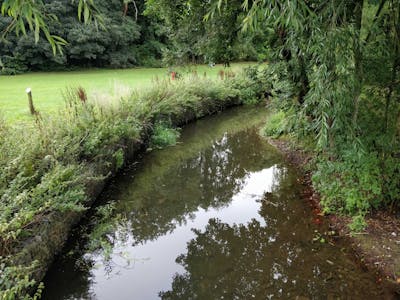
[0,0,101,54]
[123,0,138,21]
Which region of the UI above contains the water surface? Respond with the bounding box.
[42,106,388,299]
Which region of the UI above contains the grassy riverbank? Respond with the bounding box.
[0,63,253,122]
[0,66,266,298]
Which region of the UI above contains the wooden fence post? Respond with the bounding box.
[26,87,36,115]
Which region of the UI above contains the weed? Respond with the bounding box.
[349,215,367,232]
[113,149,125,171]
[150,123,180,149]
[262,111,287,138]
[76,87,87,103]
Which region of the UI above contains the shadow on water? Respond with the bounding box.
[42,106,390,299]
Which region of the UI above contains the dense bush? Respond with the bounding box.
[263,89,400,231]
[0,56,28,75]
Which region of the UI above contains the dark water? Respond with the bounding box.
[42,106,389,299]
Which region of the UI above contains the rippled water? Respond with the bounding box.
[42,106,389,299]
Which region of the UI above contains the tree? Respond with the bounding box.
[144,0,267,65]
[213,0,399,149]
[211,0,400,213]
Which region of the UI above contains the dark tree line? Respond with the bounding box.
[0,0,268,74]
[0,0,165,73]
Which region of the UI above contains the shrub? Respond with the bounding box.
[150,122,180,149]
[0,261,43,300]
[349,214,368,232]
[262,110,287,138]
[312,150,383,215]
[0,56,28,75]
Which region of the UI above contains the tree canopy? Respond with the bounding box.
[0,0,165,72]
[145,0,268,65]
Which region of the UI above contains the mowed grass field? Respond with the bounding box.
[0,63,253,122]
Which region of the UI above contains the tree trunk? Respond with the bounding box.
[123,3,128,16]
[385,3,400,132]
[298,53,309,105]
[352,0,365,127]
[385,59,398,132]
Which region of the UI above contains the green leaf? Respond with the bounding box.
[34,17,40,43]
[78,0,83,21]
[84,4,90,24]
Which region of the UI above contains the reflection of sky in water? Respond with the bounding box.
[90,166,280,300]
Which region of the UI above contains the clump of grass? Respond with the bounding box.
[349,215,368,233]
[150,122,180,149]
[262,110,287,138]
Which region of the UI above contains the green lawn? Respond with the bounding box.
[0,63,252,122]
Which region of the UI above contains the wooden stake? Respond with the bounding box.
[26,87,36,115]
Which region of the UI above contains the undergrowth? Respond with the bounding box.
[263,104,400,232]
[0,66,266,298]
[263,110,286,138]
[150,122,180,149]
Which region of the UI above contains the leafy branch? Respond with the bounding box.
[1,0,102,54]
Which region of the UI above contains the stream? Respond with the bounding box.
[42,106,388,299]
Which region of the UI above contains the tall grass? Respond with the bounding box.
[0,67,266,298]
[0,63,256,121]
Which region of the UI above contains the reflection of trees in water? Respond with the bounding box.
[115,129,280,246]
[43,128,286,299]
[43,115,387,299]
[159,215,356,299]
[160,174,383,300]
[160,217,311,300]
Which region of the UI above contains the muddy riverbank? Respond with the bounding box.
[268,137,400,296]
